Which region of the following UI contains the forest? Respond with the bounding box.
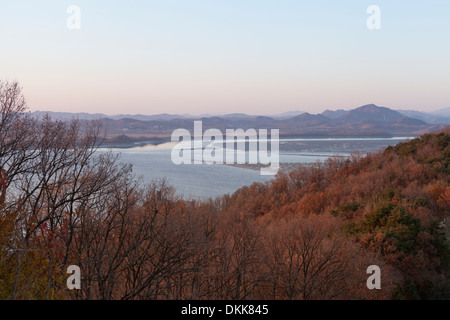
[0,81,449,300]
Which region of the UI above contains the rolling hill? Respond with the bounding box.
[33,104,448,144]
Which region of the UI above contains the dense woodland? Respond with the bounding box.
[1,81,449,300]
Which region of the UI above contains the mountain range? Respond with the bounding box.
[32,104,450,144]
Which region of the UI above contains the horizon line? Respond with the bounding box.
[28,103,449,118]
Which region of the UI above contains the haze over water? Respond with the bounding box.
[99,137,412,199]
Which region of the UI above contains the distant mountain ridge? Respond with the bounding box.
[31,110,192,121]
[431,107,450,117]
[32,104,450,124]
[338,104,407,123]
[321,109,348,119]
[32,104,449,142]
[398,109,450,124]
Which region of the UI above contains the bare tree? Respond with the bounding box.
[0,80,135,299]
[264,215,355,300]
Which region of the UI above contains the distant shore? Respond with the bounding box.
[224,162,315,174]
[100,132,405,149]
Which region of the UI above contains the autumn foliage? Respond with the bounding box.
[0,81,449,300]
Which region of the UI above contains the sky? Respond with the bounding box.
[0,0,449,115]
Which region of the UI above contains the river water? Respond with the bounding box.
[98,137,412,199]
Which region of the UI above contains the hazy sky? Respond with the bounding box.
[1,0,449,115]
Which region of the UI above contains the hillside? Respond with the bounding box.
[217,126,450,299]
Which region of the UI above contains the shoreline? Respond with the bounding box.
[223,162,316,174]
[100,135,413,149]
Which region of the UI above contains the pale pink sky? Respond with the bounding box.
[1,1,449,115]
